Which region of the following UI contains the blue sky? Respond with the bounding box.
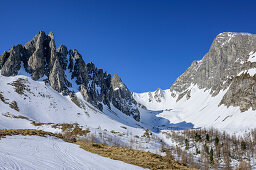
[0,0,255,92]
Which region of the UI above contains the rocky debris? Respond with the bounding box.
[171,32,256,112]
[0,31,140,120]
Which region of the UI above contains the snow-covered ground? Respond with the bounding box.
[0,135,144,170]
[133,84,256,133]
[2,62,256,168]
[0,73,186,155]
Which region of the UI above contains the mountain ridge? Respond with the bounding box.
[133,32,256,132]
[0,31,140,121]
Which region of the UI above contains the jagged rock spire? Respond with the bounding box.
[111,73,140,121]
[111,73,126,90]
[26,31,46,80]
[1,45,23,76]
[0,31,140,121]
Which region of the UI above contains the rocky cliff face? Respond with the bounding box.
[0,31,140,120]
[111,73,140,121]
[170,32,256,112]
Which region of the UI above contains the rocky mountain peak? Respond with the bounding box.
[111,73,125,90]
[170,32,256,112]
[0,31,140,121]
[111,73,139,121]
[154,88,164,102]
[48,32,55,39]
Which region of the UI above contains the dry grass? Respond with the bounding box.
[0,92,20,111]
[9,101,19,111]
[0,91,8,104]
[7,78,31,96]
[2,113,30,120]
[77,141,195,170]
[0,129,63,139]
[51,123,90,140]
[0,129,194,169]
[32,122,53,126]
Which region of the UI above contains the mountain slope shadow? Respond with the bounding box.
[102,105,194,133]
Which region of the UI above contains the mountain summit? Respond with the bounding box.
[170,32,256,111]
[0,31,140,120]
[134,32,256,132]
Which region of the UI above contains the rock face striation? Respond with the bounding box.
[0,31,140,120]
[170,32,256,112]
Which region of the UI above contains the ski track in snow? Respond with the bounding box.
[0,135,144,170]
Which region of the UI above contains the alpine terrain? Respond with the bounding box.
[1,31,256,169]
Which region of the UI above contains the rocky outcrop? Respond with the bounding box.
[0,31,140,120]
[154,88,164,102]
[25,31,47,80]
[49,57,71,92]
[111,73,140,121]
[170,32,256,112]
[0,45,23,76]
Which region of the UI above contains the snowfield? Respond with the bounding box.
[0,73,185,155]
[133,84,256,133]
[0,135,144,170]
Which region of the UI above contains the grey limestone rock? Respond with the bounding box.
[171,32,256,112]
[26,31,47,80]
[1,45,23,76]
[0,31,140,121]
[111,73,140,121]
[49,57,71,92]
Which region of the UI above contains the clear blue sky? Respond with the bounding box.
[0,0,255,92]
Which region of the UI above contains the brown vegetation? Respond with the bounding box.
[9,101,19,111]
[77,140,195,170]
[0,129,194,169]
[0,129,62,139]
[162,128,256,169]
[2,113,30,120]
[0,92,20,111]
[7,78,31,96]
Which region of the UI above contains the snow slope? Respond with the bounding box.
[133,84,256,133]
[0,73,194,156]
[0,135,144,170]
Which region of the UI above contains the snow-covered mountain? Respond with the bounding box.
[2,31,256,169]
[0,31,193,154]
[134,32,256,133]
[2,31,256,133]
[0,31,139,121]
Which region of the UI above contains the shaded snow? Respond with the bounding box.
[134,85,256,133]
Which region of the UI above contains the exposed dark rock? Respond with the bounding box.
[1,45,23,76]
[69,49,88,85]
[0,51,10,69]
[57,44,68,70]
[49,57,71,92]
[111,73,140,121]
[26,31,47,80]
[0,31,140,121]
